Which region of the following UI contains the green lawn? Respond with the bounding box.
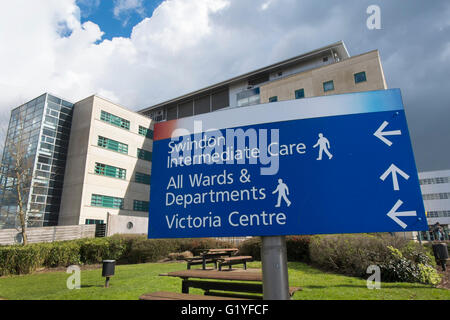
[0,262,448,300]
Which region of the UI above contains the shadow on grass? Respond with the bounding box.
[302,284,431,290]
[80,284,104,288]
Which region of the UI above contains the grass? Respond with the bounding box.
[0,261,448,300]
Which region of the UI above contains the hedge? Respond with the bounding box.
[238,234,441,285]
[0,235,234,276]
[309,234,440,285]
[0,233,442,285]
[238,236,311,262]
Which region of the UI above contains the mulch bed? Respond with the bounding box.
[436,265,449,290]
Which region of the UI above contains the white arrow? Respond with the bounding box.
[374,121,401,146]
[380,164,410,191]
[387,199,417,229]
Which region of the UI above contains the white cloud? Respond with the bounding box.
[113,0,146,26]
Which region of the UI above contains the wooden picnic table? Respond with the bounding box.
[160,269,264,299]
[196,248,239,270]
[160,269,301,299]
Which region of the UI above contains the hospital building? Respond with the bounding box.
[0,41,394,232]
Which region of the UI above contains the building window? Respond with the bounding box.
[91,194,124,209]
[94,162,126,180]
[97,136,128,154]
[138,126,153,139]
[137,148,152,161]
[323,80,334,92]
[135,172,151,185]
[354,71,367,84]
[269,96,278,103]
[237,87,260,107]
[295,89,305,99]
[422,192,450,200]
[85,219,104,225]
[133,200,149,212]
[419,176,450,185]
[100,110,130,130]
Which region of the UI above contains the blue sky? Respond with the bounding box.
[76,0,163,39]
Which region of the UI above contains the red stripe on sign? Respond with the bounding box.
[153,119,178,141]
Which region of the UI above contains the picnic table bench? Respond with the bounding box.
[217,256,253,271]
[186,248,239,270]
[140,291,243,300]
[158,269,301,300]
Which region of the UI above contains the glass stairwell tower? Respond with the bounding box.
[0,93,74,228]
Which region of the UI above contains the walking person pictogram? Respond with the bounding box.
[272,178,291,207]
[313,133,333,160]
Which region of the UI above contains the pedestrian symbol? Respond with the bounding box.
[272,178,291,208]
[313,133,333,160]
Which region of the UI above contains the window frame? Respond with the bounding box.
[323,80,335,92]
[354,71,367,84]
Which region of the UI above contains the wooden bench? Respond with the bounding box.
[217,256,253,271]
[139,291,243,300]
[185,257,216,270]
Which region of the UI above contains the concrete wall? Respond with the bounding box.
[106,213,148,236]
[0,225,95,245]
[59,95,153,226]
[259,50,387,103]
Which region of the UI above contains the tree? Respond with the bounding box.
[0,107,33,245]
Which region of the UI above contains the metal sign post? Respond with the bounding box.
[261,236,290,300]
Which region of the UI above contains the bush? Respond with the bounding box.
[238,236,311,262]
[176,238,234,255]
[43,241,81,268]
[238,237,262,260]
[78,237,127,264]
[309,234,440,284]
[0,244,50,276]
[380,246,441,285]
[124,237,179,264]
[286,236,311,262]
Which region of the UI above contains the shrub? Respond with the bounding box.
[309,234,440,284]
[0,243,50,276]
[238,237,262,260]
[238,236,311,262]
[43,241,81,268]
[176,238,234,255]
[124,237,179,263]
[286,236,311,262]
[78,237,127,264]
[380,246,441,285]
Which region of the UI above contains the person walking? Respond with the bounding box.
[272,178,291,207]
[313,133,333,160]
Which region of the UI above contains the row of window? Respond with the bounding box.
[97,136,152,161]
[420,176,450,185]
[268,71,367,102]
[100,110,153,139]
[427,210,450,218]
[422,192,450,200]
[90,194,149,212]
[94,162,151,184]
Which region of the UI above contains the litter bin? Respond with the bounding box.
[102,260,116,287]
[432,243,448,271]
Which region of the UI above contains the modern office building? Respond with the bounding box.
[0,93,74,228]
[419,170,450,230]
[139,41,387,122]
[58,95,153,226]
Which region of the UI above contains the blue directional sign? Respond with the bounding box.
[147,89,427,238]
